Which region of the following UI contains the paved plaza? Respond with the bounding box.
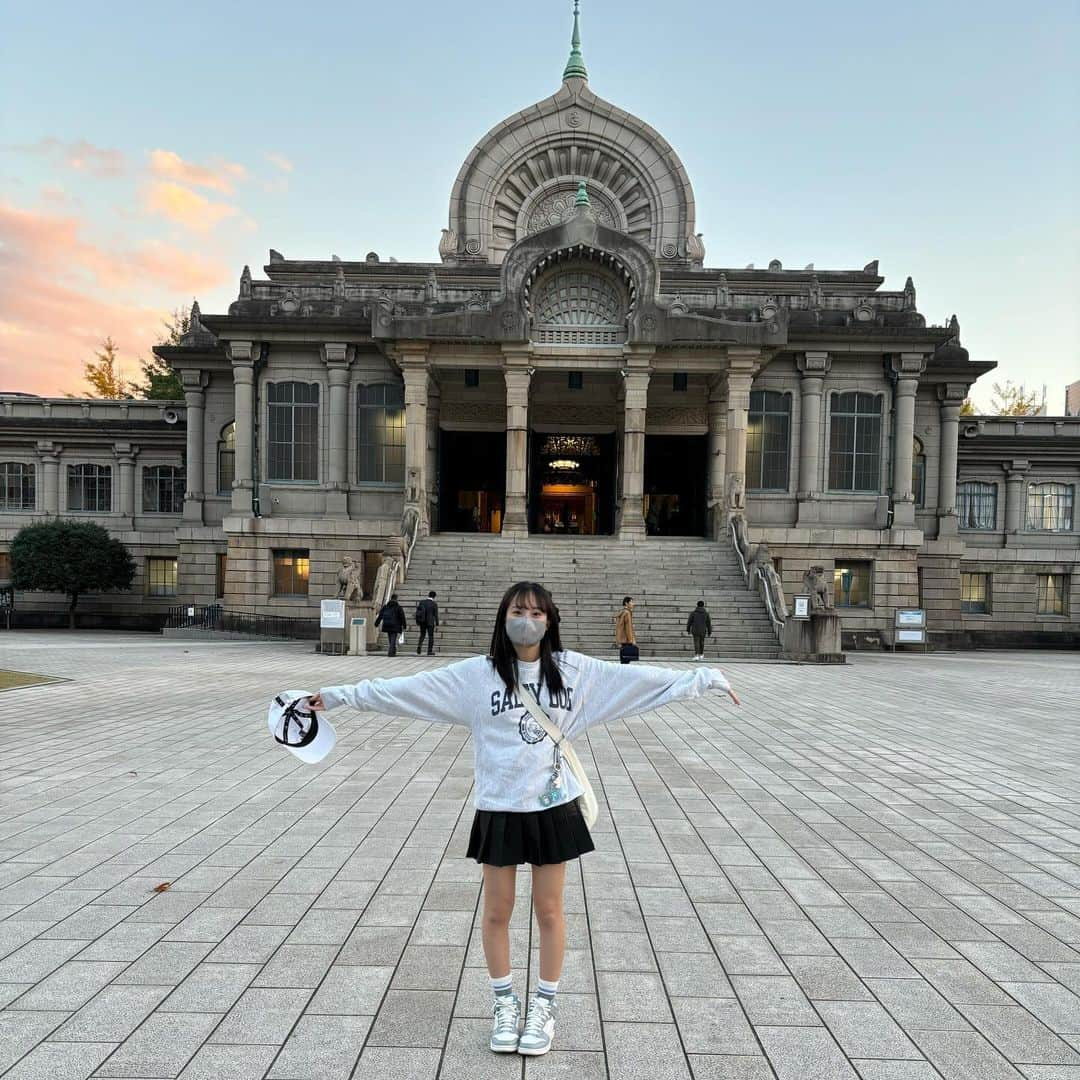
[0,634,1079,1079]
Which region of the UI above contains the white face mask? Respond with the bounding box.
[505,616,547,646]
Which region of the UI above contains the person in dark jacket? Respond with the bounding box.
[415,590,440,656]
[375,593,407,656]
[686,600,712,661]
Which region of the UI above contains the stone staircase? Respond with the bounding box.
[400,533,781,660]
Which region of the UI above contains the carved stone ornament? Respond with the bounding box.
[642,314,657,333]
[853,299,875,322]
[566,110,583,127]
[239,265,252,299]
[726,472,745,510]
[661,242,679,259]
[464,238,482,256]
[440,401,505,424]
[686,233,706,266]
[439,228,458,261]
[803,566,833,611]
[716,274,730,308]
[668,295,689,316]
[760,296,780,319]
[333,264,345,300]
[336,556,365,602]
[500,309,517,335]
[646,407,708,429]
[525,186,617,235]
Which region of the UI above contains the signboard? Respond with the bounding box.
[896,628,926,644]
[0,586,13,610]
[792,595,811,620]
[896,609,925,628]
[320,599,346,629]
[186,606,196,618]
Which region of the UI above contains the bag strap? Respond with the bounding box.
[518,685,567,747]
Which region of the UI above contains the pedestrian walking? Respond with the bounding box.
[374,592,406,656]
[686,599,712,660]
[614,595,638,663]
[415,590,439,655]
[307,581,739,1058]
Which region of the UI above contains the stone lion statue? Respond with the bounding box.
[336,556,365,603]
[750,541,788,621]
[726,472,745,511]
[803,565,833,611]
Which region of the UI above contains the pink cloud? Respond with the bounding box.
[266,152,294,173]
[13,137,127,178]
[143,181,239,232]
[148,149,247,194]
[0,201,230,395]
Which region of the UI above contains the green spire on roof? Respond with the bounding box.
[575,180,590,208]
[562,0,588,82]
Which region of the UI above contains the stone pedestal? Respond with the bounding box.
[783,611,844,662]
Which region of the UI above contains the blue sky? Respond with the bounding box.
[1,0,1077,406]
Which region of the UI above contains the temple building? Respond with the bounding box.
[2,6,1078,648]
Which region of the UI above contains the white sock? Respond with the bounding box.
[491,973,513,998]
[536,976,558,1002]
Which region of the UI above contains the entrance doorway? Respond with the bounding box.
[438,430,506,532]
[644,435,707,536]
[529,432,617,535]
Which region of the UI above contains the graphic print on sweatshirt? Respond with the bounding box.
[489,681,576,745]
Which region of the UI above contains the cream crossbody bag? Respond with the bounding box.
[519,686,599,829]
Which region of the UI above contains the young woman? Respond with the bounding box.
[307,581,739,1057]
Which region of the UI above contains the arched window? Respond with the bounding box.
[142,465,185,514]
[828,392,882,492]
[217,422,236,494]
[531,267,627,345]
[267,382,319,482]
[1027,482,1074,532]
[67,464,111,512]
[746,391,791,492]
[357,383,405,484]
[912,437,926,507]
[0,462,35,511]
[957,481,997,530]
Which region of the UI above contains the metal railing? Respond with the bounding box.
[164,605,319,641]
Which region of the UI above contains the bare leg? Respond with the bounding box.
[481,864,517,978]
[531,862,567,982]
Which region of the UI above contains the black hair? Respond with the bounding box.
[488,581,565,695]
[428,590,437,598]
[622,596,633,606]
[390,593,398,601]
[696,600,705,607]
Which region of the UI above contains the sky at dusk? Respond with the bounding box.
[1,0,1077,409]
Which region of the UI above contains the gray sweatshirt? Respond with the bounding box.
[319,650,731,812]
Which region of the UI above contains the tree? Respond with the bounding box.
[78,337,134,399]
[990,380,1042,416]
[959,398,977,416]
[132,305,190,400]
[10,520,136,629]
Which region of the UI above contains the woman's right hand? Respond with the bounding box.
[307,693,326,711]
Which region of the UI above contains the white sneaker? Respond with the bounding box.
[518,995,556,1056]
[490,993,521,1053]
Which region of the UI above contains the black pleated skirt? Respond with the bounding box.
[467,799,595,867]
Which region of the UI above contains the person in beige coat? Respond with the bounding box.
[614,597,637,663]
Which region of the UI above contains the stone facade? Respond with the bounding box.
[2,16,1077,646]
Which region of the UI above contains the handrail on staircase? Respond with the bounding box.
[729,515,785,644]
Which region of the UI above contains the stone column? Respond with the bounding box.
[795,351,830,524]
[724,348,759,523]
[182,370,207,524]
[229,341,256,514]
[503,362,532,536]
[890,353,927,528]
[323,343,351,516]
[425,376,440,534]
[400,350,430,529]
[36,441,62,515]
[936,383,966,537]
[113,442,139,520]
[618,366,651,537]
[707,375,727,539]
[1004,459,1029,534]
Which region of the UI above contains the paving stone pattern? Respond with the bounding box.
[1,632,1079,1079]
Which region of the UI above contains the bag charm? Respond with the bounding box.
[538,743,565,808]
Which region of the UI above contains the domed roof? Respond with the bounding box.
[441,2,698,268]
